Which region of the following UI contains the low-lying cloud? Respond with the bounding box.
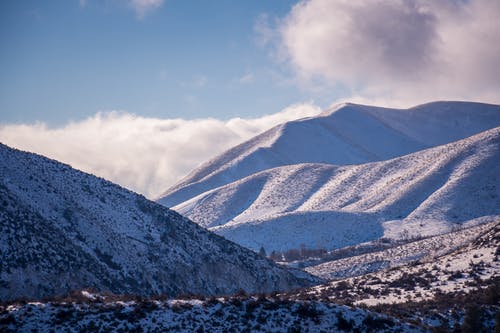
[0,103,321,199]
[274,0,500,106]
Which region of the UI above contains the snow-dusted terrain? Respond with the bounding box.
[0,295,423,333]
[296,221,499,331]
[1,218,497,332]
[171,126,500,252]
[158,101,500,208]
[304,220,497,280]
[0,143,317,302]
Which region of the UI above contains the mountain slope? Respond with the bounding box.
[304,221,499,307]
[158,101,500,207]
[297,221,500,332]
[0,143,317,302]
[305,220,497,280]
[173,127,500,252]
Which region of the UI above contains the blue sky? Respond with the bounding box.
[1,0,319,124]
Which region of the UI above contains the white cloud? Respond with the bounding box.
[274,0,500,106]
[180,75,208,88]
[193,75,208,87]
[0,103,321,199]
[238,72,255,84]
[129,0,164,18]
[78,0,164,17]
[254,13,277,47]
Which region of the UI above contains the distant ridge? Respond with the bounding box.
[174,127,500,252]
[158,101,500,208]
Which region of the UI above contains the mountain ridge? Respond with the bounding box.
[0,143,317,301]
[158,101,500,208]
[173,126,500,252]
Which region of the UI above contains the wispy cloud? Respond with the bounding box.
[129,0,164,18]
[238,72,255,84]
[270,0,500,106]
[78,0,164,17]
[0,103,321,199]
[254,13,277,47]
[181,75,209,88]
[193,75,208,87]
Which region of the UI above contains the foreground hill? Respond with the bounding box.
[173,127,500,252]
[0,293,423,333]
[158,101,500,207]
[0,143,316,302]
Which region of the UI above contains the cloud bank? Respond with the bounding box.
[0,104,321,199]
[275,0,500,106]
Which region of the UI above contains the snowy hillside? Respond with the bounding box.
[158,101,500,207]
[0,295,423,333]
[306,221,499,306]
[305,220,497,280]
[294,221,500,331]
[0,143,317,302]
[173,127,500,252]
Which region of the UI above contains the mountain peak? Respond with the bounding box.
[158,101,500,208]
[174,127,500,252]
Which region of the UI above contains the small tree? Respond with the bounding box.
[258,246,267,257]
[299,243,307,258]
[284,248,301,261]
[461,305,483,333]
[336,311,354,331]
[399,229,410,241]
[269,251,280,261]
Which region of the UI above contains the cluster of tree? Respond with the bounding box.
[264,240,394,263]
[264,244,328,262]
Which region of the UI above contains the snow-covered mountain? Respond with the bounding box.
[157,101,500,208]
[0,143,317,302]
[172,127,500,252]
